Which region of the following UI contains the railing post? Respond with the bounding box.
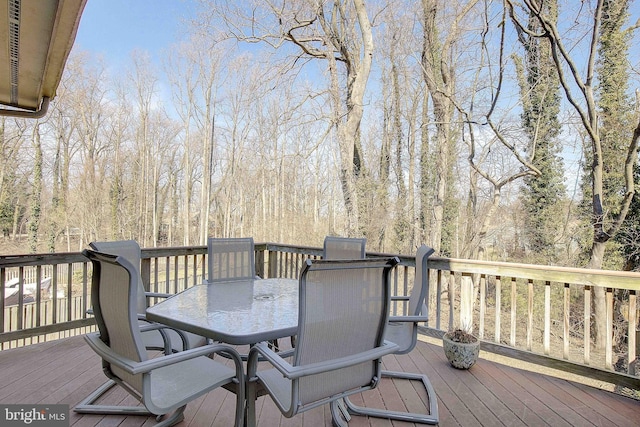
[460,274,474,331]
[140,258,151,292]
[268,250,278,278]
[255,249,265,279]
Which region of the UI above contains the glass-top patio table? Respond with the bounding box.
[145,278,299,345]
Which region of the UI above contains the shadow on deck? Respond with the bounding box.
[0,335,638,426]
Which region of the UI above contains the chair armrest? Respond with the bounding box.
[247,342,293,377]
[84,333,242,375]
[247,341,398,380]
[388,315,429,323]
[89,310,189,351]
[137,321,190,351]
[145,291,171,299]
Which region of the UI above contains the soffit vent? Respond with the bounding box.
[8,0,20,105]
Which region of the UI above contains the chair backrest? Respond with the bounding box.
[207,237,256,282]
[386,244,435,355]
[90,240,146,314]
[83,249,147,393]
[409,245,435,317]
[322,236,366,260]
[293,257,398,406]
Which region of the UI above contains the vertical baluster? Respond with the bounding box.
[16,267,24,330]
[605,287,614,369]
[479,274,486,339]
[544,281,551,355]
[182,255,188,292]
[67,263,73,324]
[172,256,178,294]
[35,265,42,326]
[1,267,6,334]
[82,261,88,318]
[495,276,502,344]
[435,270,442,331]
[584,285,591,364]
[563,283,570,359]
[527,279,533,351]
[163,256,169,295]
[448,271,455,331]
[460,274,473,331]
[628,291,637,375]
[510,277,517,347]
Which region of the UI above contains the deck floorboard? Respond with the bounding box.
[0,335,638,427]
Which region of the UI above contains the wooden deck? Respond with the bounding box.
[0,335,638,426]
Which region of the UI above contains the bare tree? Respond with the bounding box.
[507,0,640,350]
[69,55,109,246]
[46,101,75,251]
[420,0,481,254]
[190,37,225,245]
[105,77,133,241]
[165,41,200,245]
[204,0,376,236]
[0,118,27,240]
[27,121,43,253]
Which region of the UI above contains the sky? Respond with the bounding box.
[73,0,196,67]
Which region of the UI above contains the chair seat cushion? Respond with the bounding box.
[256,368,292,412]
[384,322,414,354]
[149,356,235,411]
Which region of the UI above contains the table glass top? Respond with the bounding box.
[146,278,298,345]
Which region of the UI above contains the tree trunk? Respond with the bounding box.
[588,240,607,351]
[421,0,456,253]
[29,123,42,253]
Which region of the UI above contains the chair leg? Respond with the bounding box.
[330,400,349,427]
[75,380,188,427]
[154,405,186,427]
[334,398,351,421]
[343,370,439,424]
[74,379,152,416]
[246,377,258,427]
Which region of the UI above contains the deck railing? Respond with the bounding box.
[423,255,640,391]
[1,243,639,391]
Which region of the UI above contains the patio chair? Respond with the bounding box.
[207,237,259,282]
[323,235,366,259]
[246,257,400,427]
[291,235,364,351]
[76,249,245,427]
[208,236,287,356]
[89,240,207,354]
[339,244,439,424]
[76,241,210,416]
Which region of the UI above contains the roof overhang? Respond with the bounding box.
[0,0,87,118]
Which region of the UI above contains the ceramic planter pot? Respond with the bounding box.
[443,333,480,369]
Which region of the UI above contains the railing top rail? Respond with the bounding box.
[0,252,88,267]
[428,256,640,290]
[2,242,639,289]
